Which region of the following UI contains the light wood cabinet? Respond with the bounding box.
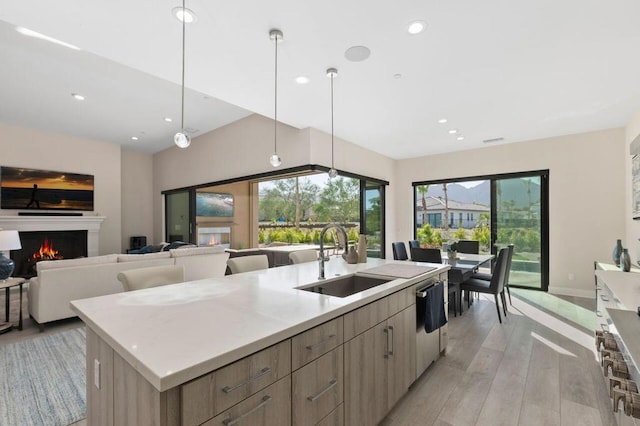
[316,403,344,426]
[181,340,291,426]
[203,376,291,426]
[292,346,344,426]
[387,305,416,409]
[292,317,343,371]
[344,300,417,426]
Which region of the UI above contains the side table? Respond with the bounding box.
[0,277,26,334]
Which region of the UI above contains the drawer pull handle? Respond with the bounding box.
[307,378,338,402]
[596,310,603,318]
[222,395,272,425]
[222,367,271,394]
[306,334,337,351]
[388,325,394,356]
[601,295,610,302]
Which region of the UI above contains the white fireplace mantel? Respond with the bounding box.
[0,215,106,257]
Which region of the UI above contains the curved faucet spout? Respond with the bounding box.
[318,223,349,280]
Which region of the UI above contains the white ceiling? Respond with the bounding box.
[1,0,640,158]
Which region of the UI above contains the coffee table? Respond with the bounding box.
[0,277,26,334]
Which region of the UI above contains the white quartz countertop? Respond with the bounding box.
[71,258,448,392]
[595,269,640,309]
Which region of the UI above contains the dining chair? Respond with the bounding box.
[227,254,269,274]
[472,244,514,305]
[457,240,480,254]
[408,240,420,249]
[117,265,185,292]
[289,249,318,264]
[410,247,442,263]
[460,247,509,323]
[391,242,409,261]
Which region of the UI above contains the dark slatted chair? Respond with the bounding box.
[392,242,409,261]
[457,239,480,254]
[410,247,442,263]
[460,247,510,323]
[472,244,514,305]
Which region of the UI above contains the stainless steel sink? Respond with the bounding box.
[298,275,392,298]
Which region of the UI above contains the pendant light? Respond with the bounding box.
[326,68,338,178]
[269,29,283,167]
[173,0,191,148]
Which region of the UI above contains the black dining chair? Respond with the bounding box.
[408,240,420,249]
[472,244,514,305]
[410,247,442,263]
[457,240,480,254]
[392,242,409,261]
[460,247,510,323]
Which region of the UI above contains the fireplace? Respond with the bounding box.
[197,226,231,248]
[11,230,88,278]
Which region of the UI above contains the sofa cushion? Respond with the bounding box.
[36,254,119,273]
[169,245,225,258]
[118,252,171,262]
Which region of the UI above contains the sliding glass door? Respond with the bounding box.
[165,190,193,243]
[361,181,385,258]
[493,173,548,290]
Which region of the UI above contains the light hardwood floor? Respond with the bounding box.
[1,285,616,426]
[382,290,616,426]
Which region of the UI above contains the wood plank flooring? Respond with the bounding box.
[382,291,616,426]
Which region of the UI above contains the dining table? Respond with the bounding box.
[442,252,494,314]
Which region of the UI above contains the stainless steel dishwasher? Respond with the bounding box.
[415,278,444,378]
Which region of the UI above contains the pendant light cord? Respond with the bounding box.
[180,0,186,131]
[274,33,278,154]
[330,73,334,170]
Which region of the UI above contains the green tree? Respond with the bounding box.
[259,177,319,225]
[314,177,360,223]
[416,184,429,226]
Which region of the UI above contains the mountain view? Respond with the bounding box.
[425,179,541,208]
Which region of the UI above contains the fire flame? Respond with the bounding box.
[208,235,219,245]
[32,239,63,261]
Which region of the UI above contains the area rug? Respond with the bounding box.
[0,327,86,426]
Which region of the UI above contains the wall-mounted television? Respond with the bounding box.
[1,166,94,211]
[196,192,234,217]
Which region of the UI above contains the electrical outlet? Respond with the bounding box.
[94,359,100,389]
[568,273,575,281]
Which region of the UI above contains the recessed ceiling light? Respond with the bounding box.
[16,26,80,50]
[71,93,85,101]
[456,136,465,141]
[344,46,371,62]
[164,117,173,123]
[295,76,310,84]
[393,73,402,79]
[448,129,458,134]
[172,6,197,23]
[407,20,427,35]
[131,136,139,141]
[438,118,448,124]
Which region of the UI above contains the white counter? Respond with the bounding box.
[71,258,447,392]
[595,269,640,309]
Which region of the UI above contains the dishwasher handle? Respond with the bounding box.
[416,281,439,298]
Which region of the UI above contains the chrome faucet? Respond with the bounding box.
[318,223,348,280]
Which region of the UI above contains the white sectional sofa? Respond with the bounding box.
[28,246,229,328]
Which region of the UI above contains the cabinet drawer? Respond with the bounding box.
[204,376,291,426]
[292,317,343,371]
[181,340,291,426]
[387,286,415,318]
[292,346,344,426]
[344,297,389,341]
[316,403,344,426]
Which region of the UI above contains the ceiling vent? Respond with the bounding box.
[482,137,504,144]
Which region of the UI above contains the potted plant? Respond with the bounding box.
[447,241,458,261]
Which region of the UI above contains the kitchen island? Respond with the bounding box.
[71,257,449,425]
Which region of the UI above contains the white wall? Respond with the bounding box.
[0,123,122,255]
[395,128,626,297]
[121,149,154,251]
[625,111,640,261]
[152,115,397,248]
